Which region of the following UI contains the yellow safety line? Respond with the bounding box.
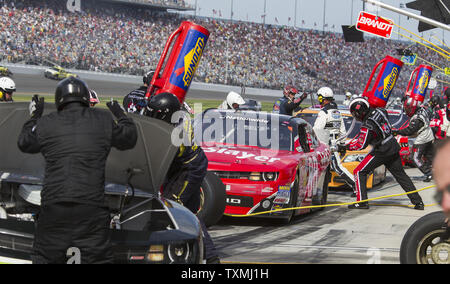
[431,35,450,51]
[391,30,450,60]
[416,56,444,71]
[435,78,450,85]
[392,22,450,57]
[224,185,436,218]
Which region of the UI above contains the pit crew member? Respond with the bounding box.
[393,97,435,182]
[273,85,307,115]
[0,77,16,102]
[218,91,245,110]
[123,70,154,114]
[17,77,138,264]
[339,97,424,210]
[313,87,355,194]
[146,92,220,264]
[89,89,100,107]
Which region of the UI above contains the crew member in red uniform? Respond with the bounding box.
[338,97,424,210]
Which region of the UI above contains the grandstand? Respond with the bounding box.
[0,0,447,97]
[100,0,194,11]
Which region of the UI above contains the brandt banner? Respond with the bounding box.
[356,11,394,39]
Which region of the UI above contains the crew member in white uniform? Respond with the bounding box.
[313,87,355,192]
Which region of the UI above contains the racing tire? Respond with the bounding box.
[399,211,449,264]
[197,172,226,227]
[313,166,331,211]
[279,172,300,225]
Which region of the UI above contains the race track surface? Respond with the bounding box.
[209,167,440,264]
[12,73,279,102]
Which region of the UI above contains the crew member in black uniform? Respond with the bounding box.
[123,70,154,114]
[18,77,138,264]
[339,97,424,210]
[273,85,307,115]
[145,92,220,264]
[393,97,435,182]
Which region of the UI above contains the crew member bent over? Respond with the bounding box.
[339,97,424,210]
[145,92,220,264]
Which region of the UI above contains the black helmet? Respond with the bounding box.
[143,70,155,86]
[429,95,441,108]
[349,97,370,121]
[55,77,90,110]
[146,92,181,123]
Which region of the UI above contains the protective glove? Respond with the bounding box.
[107,100,127,119]
[29,94,45,119]
[293,92,308,104]
[337,142,347,156]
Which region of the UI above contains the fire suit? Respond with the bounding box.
[313,102,354,189]
[344,108,423,206]
[123,86,148,114]
[397,107,434,178]
[162,115,219,262]
[18,103,138,263]
[430,107,447,139]
[273,93,307,115]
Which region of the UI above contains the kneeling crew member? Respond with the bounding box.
[339,97,424,210]
[18,77,138,264]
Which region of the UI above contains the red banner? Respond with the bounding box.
[356,11,394,39]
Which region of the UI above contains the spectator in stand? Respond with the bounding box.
[0,0,446,97]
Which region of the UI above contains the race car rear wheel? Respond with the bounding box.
[400,211,449,264]
[197,172,226,227]
[280,172,300,224]
[313,166,330,211]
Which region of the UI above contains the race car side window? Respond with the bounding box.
[305,124,319,149]
[297,124,311,153]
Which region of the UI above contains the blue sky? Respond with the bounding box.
[180,0,449,43]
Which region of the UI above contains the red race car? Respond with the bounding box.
[196,109,331,223]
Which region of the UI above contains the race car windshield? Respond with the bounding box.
[296,112,362,139]
[197,110,293,151]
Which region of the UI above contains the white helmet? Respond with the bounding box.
[226,91,245,109]
[317,87,334,99]
[350,94,359,101]
[0,77,16,93]
[345,91,352,98]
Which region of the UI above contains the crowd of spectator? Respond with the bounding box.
[0,0,447,97]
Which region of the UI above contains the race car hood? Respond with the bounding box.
[0,102,177,194]
[201,143,299,171]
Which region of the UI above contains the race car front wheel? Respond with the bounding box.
[399,211,449,264]
[197,172,226,227]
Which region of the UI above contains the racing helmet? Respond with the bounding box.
[89,89,100,107]
[146,92,181,123]
[349,97,370,121]
[429,95,441,109]
[283,85,299,98]
[143,70,155,86]
[0,77,16,94]
[226,91,245,109]
[317,87,334,104]
[55,77,90,110]
[403,96,419,117]
[345,92,352,99]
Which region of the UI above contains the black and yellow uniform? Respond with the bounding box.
[163,116,208,213]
